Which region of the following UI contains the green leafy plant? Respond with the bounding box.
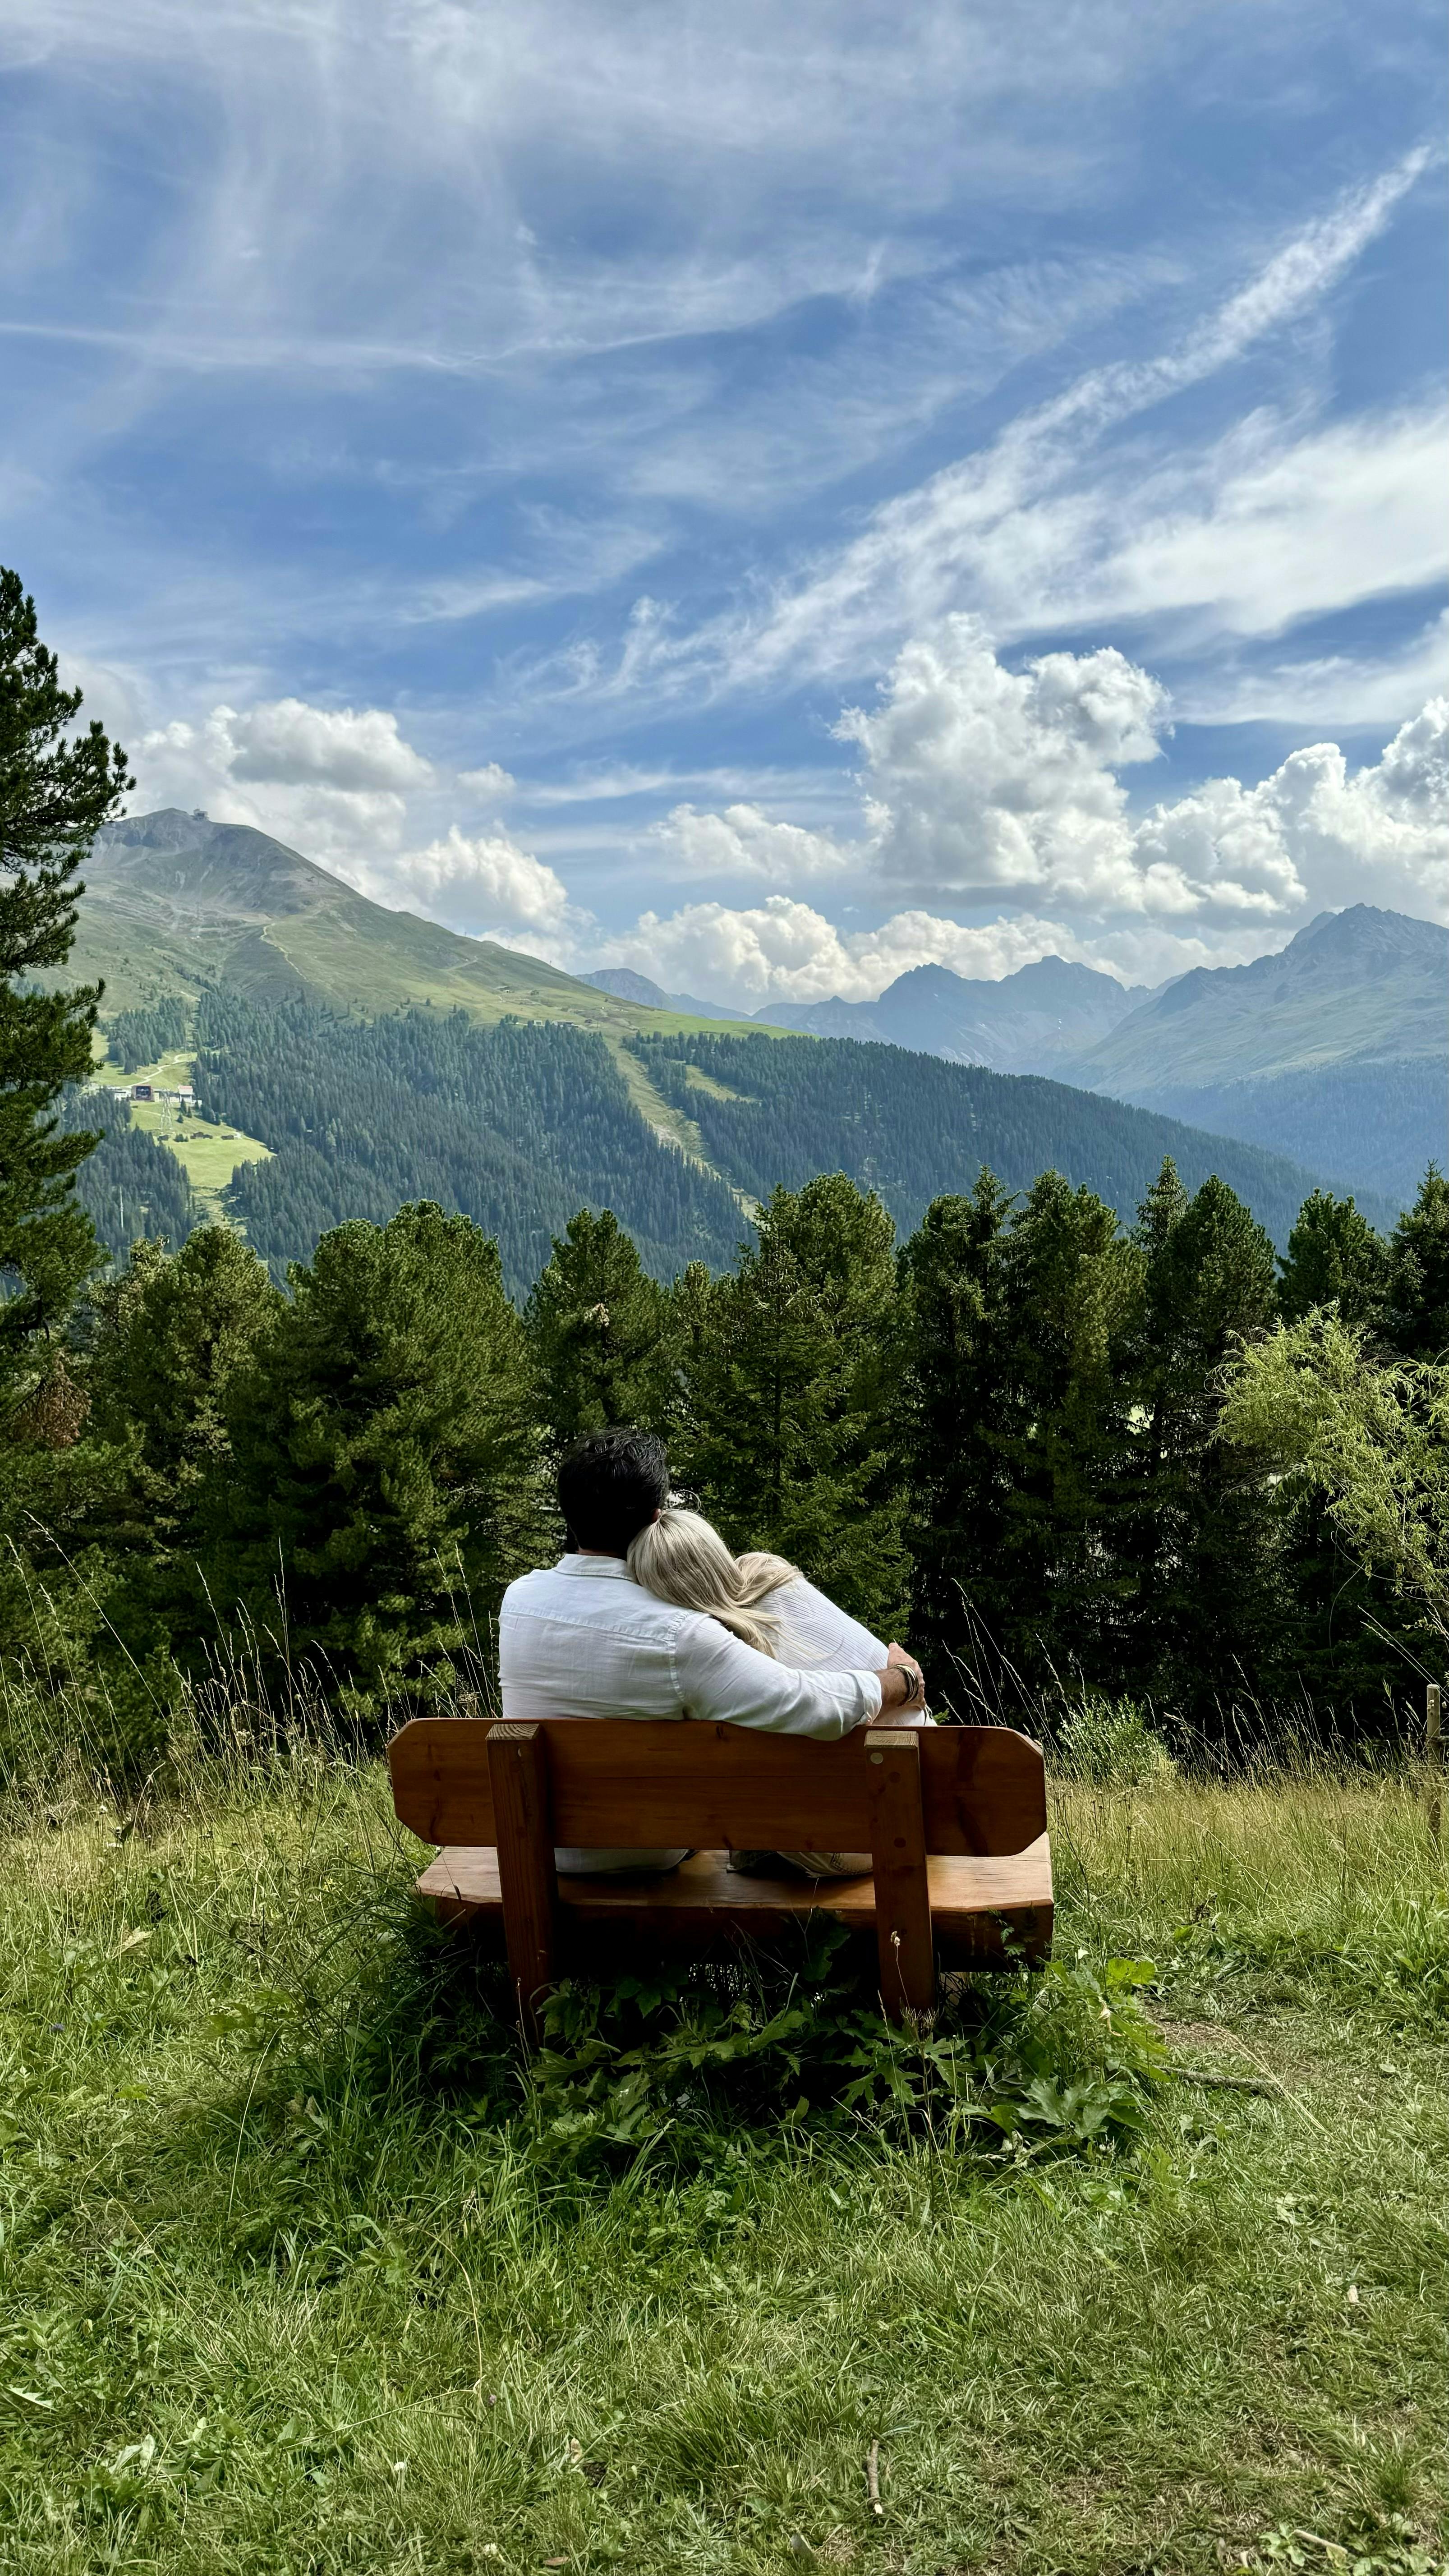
[516,1935,1166,2172]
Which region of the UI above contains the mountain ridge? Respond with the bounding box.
[749,952,1150,1069]
[1066,905,1447,1091]
[72,809,741,1043]
[1063,903,1448,1204]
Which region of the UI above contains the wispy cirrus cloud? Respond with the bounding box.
[578,149,1438,705]
[6,0,1445,1012]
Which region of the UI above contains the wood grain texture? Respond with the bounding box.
[486,1722,557,2040]
[389,1716,1045,1856]
[415,1840,1053,1967]
[865,1729,934,2016]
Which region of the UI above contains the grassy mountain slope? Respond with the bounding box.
[1066,906,1448,1204]
[630,1031,1399,1246]
[72,810,741,1043]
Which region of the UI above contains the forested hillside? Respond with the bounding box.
[1118,1057,1447,1213]
[61,1088,198,1259]
[194,993,744,1293]
[161,995,1399,1297]
[627,1030,1381,1247]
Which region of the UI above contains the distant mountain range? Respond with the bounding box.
[1065,906,1447,1209]
[589,904,1447,1211]
[581,955,1152,1065]
[581,966,748,1022]
[59,810,1422,1275]
[752,955,1153,1069]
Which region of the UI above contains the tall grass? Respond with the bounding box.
[0,1671,1445,2573]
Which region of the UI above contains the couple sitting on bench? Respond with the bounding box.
[499,1425,930,1880]
[391,1422,1051,2019]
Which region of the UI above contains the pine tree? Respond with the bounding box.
[201,1202,541,1712]
[525,1207,670,1449]
[989,1170,1144,1684]
[0,567,132,1395]
[85,1228,283,1577]
[682,1174,909,1634]
[898,1173,1015,1673]
[1279,1189,1389,1326]
[1383,1167,1449,1357]
[1123,1165,1285,1719]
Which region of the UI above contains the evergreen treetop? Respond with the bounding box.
[0,569,132,1393]
[200,1201,541,1711]
[1278,1188,1389,1327]
[525,1206,671,1451]
[1385,1166,1449,1358]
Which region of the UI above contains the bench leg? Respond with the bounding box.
[487,1721,558,2043]
[866,1728,935,2020]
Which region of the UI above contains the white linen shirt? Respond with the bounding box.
[498,1553,883,1873]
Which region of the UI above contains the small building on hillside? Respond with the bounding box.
[129,1082,154,1102]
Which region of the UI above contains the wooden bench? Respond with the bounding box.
[388,1715,1052,2033]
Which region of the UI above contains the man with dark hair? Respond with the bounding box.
[556,1425,668,1556]
[499,1426,925,1874]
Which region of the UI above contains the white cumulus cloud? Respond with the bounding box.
[678,625,1447,931]
[217,697,433,792]
[133,695,438,864]
[457,761,516,798]
[379,825,575,935]
[593,648,1449,1007]
[651,801,851,883]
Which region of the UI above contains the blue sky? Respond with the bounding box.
[3,0,1445,1006]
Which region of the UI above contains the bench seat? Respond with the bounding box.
[417,1834,1053,1966]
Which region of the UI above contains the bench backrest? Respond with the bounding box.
[388,1716,1045,1856]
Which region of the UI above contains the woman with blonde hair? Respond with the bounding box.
[626,1506,929,1877]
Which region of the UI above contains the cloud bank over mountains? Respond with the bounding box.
[133,621,1449,1007]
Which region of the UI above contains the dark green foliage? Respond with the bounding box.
[193,992,742,1295]
[981,1171,1143,1684]
[901,1160,1302,1730]
[106,995,189,1072]
[60,1229,288,1744]
[1384,1167,1449,1358]
[87,1226,283,1535]
[898,1173,1014,1671]
[1118,1168,1286,1716]
[60,1086,199,1259]
[198,1202,541,1711]
[678,1174,909,1636]
[1279,1188,1390,1325]
[525,1207,672,1452]
[629,1030,1352,1250]
[524,1939,1164,2169]
[0,568,131,1398]
[902,1169,1143,1693]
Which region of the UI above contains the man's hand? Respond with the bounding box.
[875,1642,927,1715]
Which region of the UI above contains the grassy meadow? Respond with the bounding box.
[87,1052,273,1222]
[1,1729,1446,2576]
